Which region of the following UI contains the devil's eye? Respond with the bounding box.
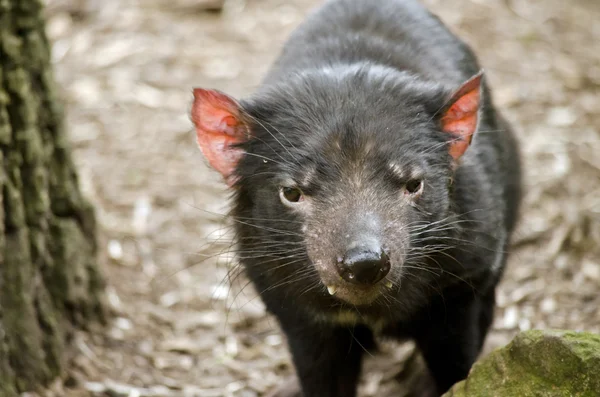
[405,179,423,195]
[280,186,303,204]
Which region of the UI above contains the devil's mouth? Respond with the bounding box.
[325,278,393,297]
[321,278,393,306]
[309,256,396,305]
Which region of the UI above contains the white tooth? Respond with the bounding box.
[385,281,393,289]
[327,285,337,296]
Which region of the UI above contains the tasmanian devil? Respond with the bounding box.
[190,0,521,396]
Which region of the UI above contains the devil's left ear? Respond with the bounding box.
[439,71,484,161]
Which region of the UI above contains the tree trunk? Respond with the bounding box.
[0,0,106,394]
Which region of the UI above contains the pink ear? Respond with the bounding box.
[440,71,483,160]
[191,88,250,185]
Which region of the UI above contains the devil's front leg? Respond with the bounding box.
[411,286,496,396]
[278,319,374,397]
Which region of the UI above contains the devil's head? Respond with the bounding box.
[191,66,483,310]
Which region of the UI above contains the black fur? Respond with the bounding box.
[224,0,521,395]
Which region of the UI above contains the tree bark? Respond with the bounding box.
[0,0,106,394]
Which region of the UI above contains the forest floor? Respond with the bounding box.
[40,0,600,396]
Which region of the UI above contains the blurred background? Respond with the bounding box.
[41,0,599,396]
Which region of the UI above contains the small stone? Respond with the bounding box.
[153,354,193,371]
[518,318,531,331]
[69,77,102,107]
[106,286,123,311]
[115,317,133,331]
[84,382,106,393]
[179,356,194,370]
[540,297,556,314]
[225,381,244,393]
[502,306,519,329]
[546,107,577,127]
[108,240,124,260]
[554,253,570,270]
[211,284,229,301]
[159,291,180,308]
[265,334,282,347]
[132,196,152,235]
[46,12,73,40]
[582,260,600,281]
[225,335,238,357]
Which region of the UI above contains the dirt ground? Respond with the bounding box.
[39,0,600,396]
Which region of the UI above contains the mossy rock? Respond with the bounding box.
[444,330,600,397]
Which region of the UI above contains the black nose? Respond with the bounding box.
[337,248,391,285]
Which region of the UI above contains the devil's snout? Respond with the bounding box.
[336,247,390,285]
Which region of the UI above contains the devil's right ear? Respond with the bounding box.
[191,88,251,186]
[438,71,484,162]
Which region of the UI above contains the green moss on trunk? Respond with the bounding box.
[0,0,106,393]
